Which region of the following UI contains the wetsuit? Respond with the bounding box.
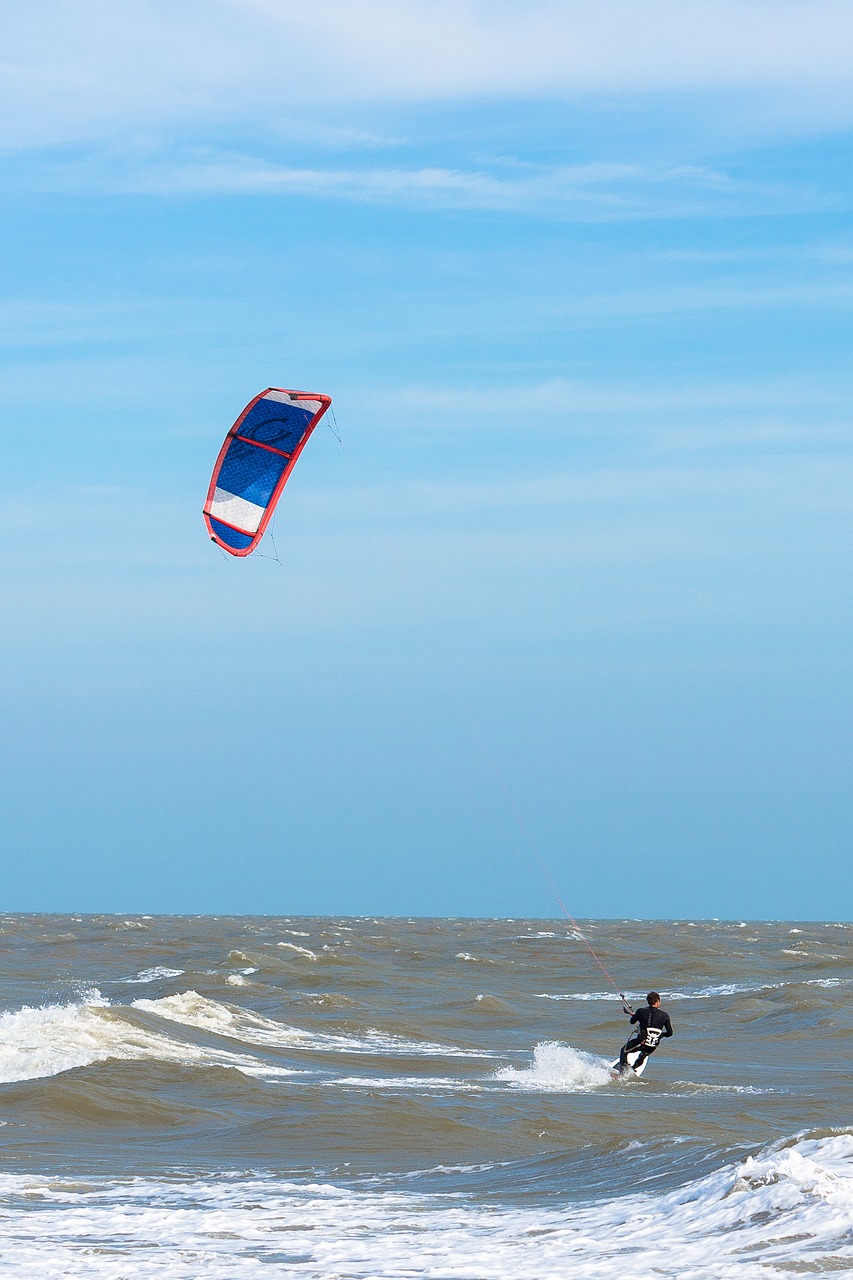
[618,1005,673,1073]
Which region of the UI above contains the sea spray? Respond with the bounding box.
[493,1040,613,1091]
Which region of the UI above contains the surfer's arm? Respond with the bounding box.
[662,1014,673,1037]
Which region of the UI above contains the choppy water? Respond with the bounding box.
[0,915,850,1277]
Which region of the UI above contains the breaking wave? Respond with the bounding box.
[537,976,852,1001]
[0,1130,848,1278]
[0,990,489,1086]
[0,992,297,1084]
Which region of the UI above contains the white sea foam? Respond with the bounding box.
[0,1131,848,1278]
[0,995,298,1084]
[537,976,851,1002]
[670,1081,776,1096]
[276,942,318,960]
[121,967,185,984]
[133,991,491,1059]
[493,1041,614,1092]
[329,1075,478,1091]
[132,991,310,1045]
[536,990,633,1001]
[536,983,774,1001]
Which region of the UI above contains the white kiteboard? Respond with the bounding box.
[610,1049,648,1078]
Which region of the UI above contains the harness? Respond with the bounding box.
[641,1025,664,1050]
[628,1019,665,1053]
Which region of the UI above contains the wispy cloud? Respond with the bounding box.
[3,1,853,151]
[0,299,201,349]
[7,146,831,220]
[249,0,853,100]
[387,378,853,420]
[88,156,748,218]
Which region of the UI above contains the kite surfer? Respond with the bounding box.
[616,991,673,1075]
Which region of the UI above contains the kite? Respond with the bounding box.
[203,387,332,556]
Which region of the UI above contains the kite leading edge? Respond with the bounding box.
[203,387,332,556]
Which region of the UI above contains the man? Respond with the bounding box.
[618,991,673,1074]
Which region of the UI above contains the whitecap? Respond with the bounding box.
[133,991,492,1059]
[535,977,846,1002]
[0,994,300,1084]
[493,1041,613,1093]
[5,1131,849,1276]
[276,942,318,961]
[121,967,185,984]
[329,1075,478,1092]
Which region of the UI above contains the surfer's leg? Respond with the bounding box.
[631,1045,657,1072]
[618,1037,642,1070]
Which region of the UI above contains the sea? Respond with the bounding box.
[0,915,850,1278]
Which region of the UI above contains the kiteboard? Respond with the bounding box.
[610,1049,648,1078]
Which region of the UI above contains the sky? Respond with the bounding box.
[2,1,853,919]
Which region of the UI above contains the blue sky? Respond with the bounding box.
[2,1,853,918]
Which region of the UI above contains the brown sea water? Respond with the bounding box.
[0,914,850,1277]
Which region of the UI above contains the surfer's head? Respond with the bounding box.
[646,992,661,1006]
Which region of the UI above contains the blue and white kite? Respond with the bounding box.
[203,388,332,556]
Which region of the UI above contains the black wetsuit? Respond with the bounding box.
[619,1005,673,1072]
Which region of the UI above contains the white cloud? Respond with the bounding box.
[249,0,853,98]
[8,148,828,220]
[0,300,194,349]
[3,1,853,149]
[385,377,853,419]
[80,156,728,212]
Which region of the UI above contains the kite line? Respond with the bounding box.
[204,385,632,1011]
[326,408,633,1013]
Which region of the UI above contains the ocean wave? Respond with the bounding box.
[0,989,493,1087]
[535,990,631,1001]
[276,942,319,961]
[536,976,851,1002]
[301,992,356,1009]
[121,967,185,984]
[536,982,777,1001]
[0,994,299,1085]
[132,991,491,1059]
[668,1080,777,1096]
[0,1130,848,1277]
[329,1075,480,1092]
[473,994,514,1014]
